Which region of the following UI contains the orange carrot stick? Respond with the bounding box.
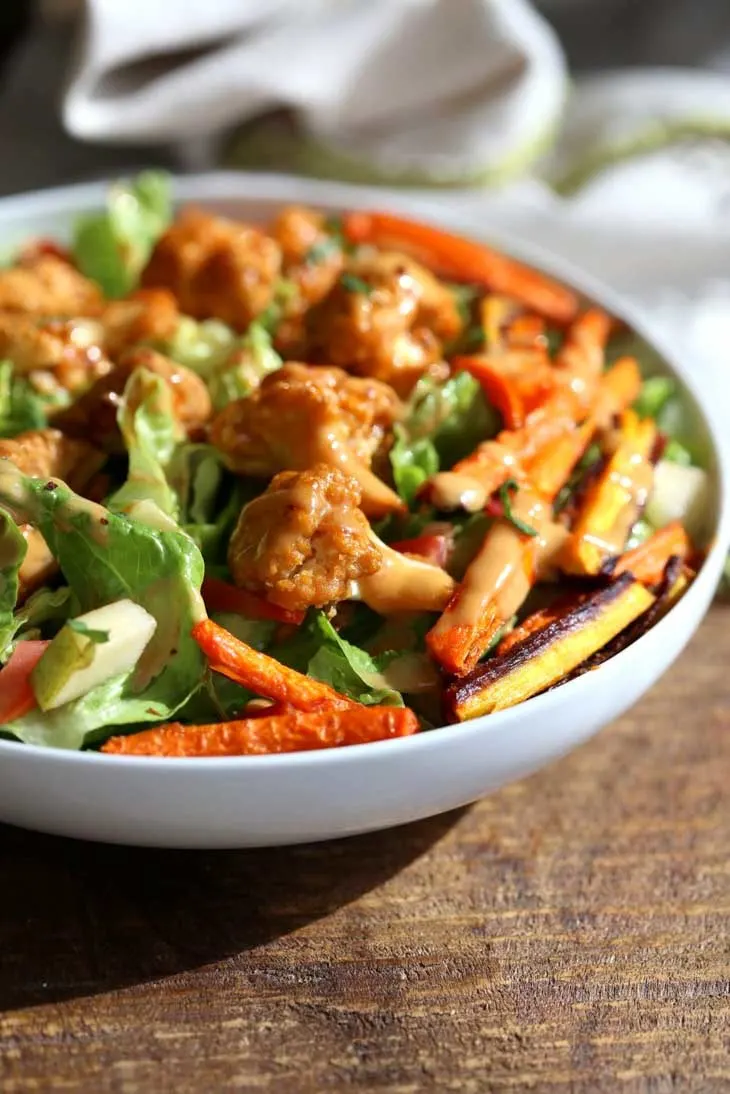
[101,706,419,756]
[496,598,575,656]
[525,417,596,499]
[454,352,556,430]
[192,619,356,711]
[609,521,690,586]
[593,355,642,427]
[561,409,658,576]
[343,211,579,324]
[201,576,304,626]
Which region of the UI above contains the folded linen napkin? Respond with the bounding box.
[63,0,566,185]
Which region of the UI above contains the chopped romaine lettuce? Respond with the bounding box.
[390,372,499,506]
[389,425,439,506]
[165,316,238,375]
[208,322,282,409]
[166,443,248,564]
[108,367,182,518]
[72,170,171,297]
[164,318,282,410]
[663,439,693,467]
[278,611,403,706]
[0,510,27,659]
[0,465,206,747]
[0,361,49,437]
[634,376,676,420]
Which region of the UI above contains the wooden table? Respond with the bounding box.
[1,606,729,1093]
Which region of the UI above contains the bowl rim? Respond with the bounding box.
[0,170,726,771]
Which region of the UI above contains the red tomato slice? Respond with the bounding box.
[0,640,49,724]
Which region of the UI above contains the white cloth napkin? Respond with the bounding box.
[64,0,566,185]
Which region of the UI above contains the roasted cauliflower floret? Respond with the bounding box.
[270,206,345,353]
[0,429,106,601]
[228,463,456,615]
[102,288,180,357]
[306,251,461,394]
[0,313,112,397]
[0,255,103,316]
[0,428,104,487]
[210,363,403,516]
[228,464,382,612]
[54,346,212,451]
[141,206,281,331]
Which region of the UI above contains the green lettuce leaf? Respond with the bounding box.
[164,316,238,374]
[390,372,499,505]
[208,322,282,410]
[72,170,172,298]
[0,510,27,658]
[5,585,74,651]
[108,367,183,518]
[166,443,248,564]
[278,611,403,707]
[0,465,206,748]
[389,425,439,506]
[163,317,282,410]
[0,361,49,437]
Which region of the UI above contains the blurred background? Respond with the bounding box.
[2,0,730,195]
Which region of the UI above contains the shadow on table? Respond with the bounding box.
[0,808,466,1012]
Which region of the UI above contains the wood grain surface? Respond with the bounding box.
[1,605,729,1093]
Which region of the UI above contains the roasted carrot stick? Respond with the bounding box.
[202,577,305,626]
[505,313,546,351]
[497,599,572,656]
[445,575,655,720]
[608,521,690,586]
[192,619,356,711]
[454,352,556,430]
[593,355,642,428]
[427,395,594,675]
[524,417,596,499]
[561,409,658,576]
[343,211,579,324]
[553,308,613,411]
[480,295,523,350]
[427,482,572,676]
[425,395,580,512]
[101,706,419,757]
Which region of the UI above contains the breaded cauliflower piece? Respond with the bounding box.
[0,429,106,601]
[102,288,180,356]
[270,206,344,354]
[0,312,112,398]
[306,251,461,394]
[0,255,103,317]
[54,346,212,451]
[210,363,403,516]
[141,206,281,331]
[228,464,382,612]
[0,428,104,487]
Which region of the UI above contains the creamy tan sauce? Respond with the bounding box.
[428,471,490,513]
[584,454,654,558]
[437,488,568,634]
[356,541,455,614]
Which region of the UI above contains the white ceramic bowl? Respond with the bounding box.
[0,173,726,848]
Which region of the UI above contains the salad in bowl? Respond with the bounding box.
[0,172,714,759]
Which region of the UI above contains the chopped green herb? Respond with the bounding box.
[304,237,340,265]
[67,619,110,644]
[340,273,372,295]
[499,479,538,537]
[553,441,602,515]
